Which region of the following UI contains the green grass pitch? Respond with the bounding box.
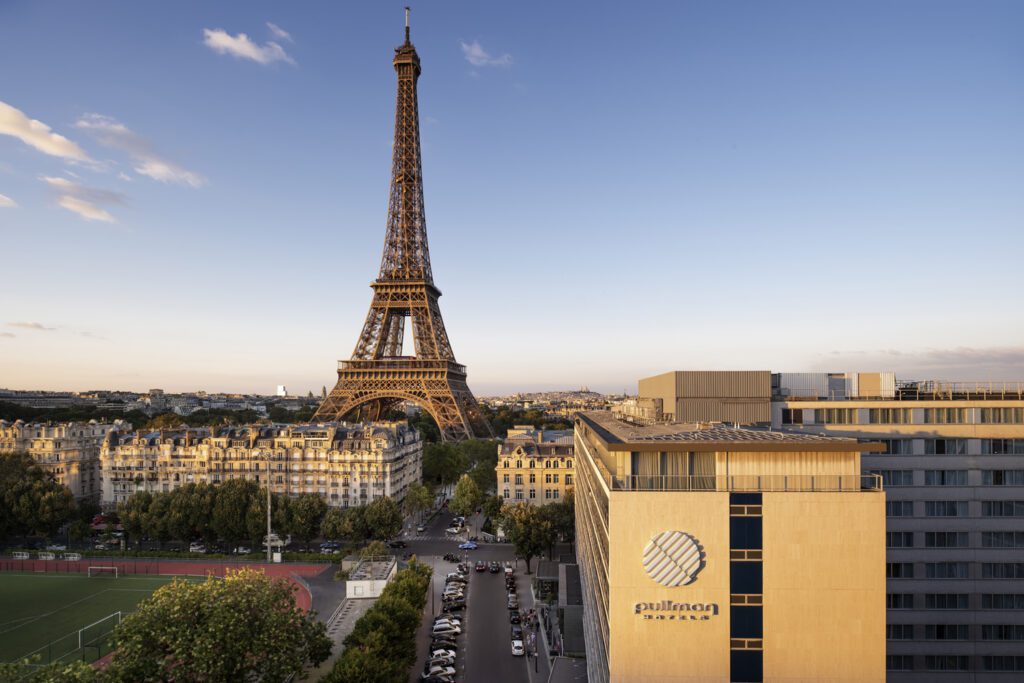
[0,573,201,664]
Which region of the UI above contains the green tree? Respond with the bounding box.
[482,494,504,523]
[502,502,554,574]
[450,474,482,532]
[359,539,390,559]
[211,479,259,549]
[105,568,330,682]
[0,659,102,682]
[290,493,328,549]
[142,493,173,547]
[365,496,403,540]
[402,482,432,523]
[144,413,185,429]
[0,453,77,540]
[327,630,405,683]
[422,442,467,492]
[117,491,152,548]
[320,507,346,541]
[164,483,216,544]
[68,519,92,543]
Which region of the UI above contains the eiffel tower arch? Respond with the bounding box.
[314,11,493,442]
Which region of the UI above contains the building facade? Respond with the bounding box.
[496,426,574,505]
[574,410,885,683]
[100,421,421,509]
[0,419,127,499]
[772,374,1024,681]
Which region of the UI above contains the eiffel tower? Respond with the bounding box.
[314,10,493,441]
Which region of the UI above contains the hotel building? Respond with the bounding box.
[770,373,1024,680]
[574,409,886,683]
[100,421,421,509]
[0,419,127,499]
[496,425,574,505]
[637,370,1024,680]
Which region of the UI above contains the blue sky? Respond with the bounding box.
[1,1,1023,395]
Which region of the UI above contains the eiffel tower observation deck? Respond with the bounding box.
[314,10,493,441]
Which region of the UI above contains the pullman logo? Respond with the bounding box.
[642,530,705,586]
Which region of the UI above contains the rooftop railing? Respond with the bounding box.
[612,473,882,493]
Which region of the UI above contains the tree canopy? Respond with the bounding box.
[0,452,77,540]
[105,568,330,682]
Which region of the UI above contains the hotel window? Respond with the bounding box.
[925,655,969,671]
[887,532,914,548]
[529,489,535,499]
[982,625,1024,640]
[982,531,1024,548]
[926,562,969,579]
[869,408,912,424]
[529,473,536,484]
[925,594,969,610]
[781,408,803,425]
[814,408,858,424]
[502,488,509,499]
[553,474,559,483]
[924,470,967,486]
[514,490,523,500]
[887,593,914,609]
[925,532,968,548]
[922,408,968,424]
[983,470,1024,485]
[887,562,913,578]
[887,624,914,640]
[529,460,536,468]
[925,624,969,640]
[566,459,572,468]
[565,474,573,485]
[886,500,913,516]
[983,439,1024,455]
[879,439,913,456]
[982,563,1024,579]
[874,470,913,487]
[503,474,509,483]
[886,655,913,671]
[545,474,551,483]
[514,474,523,485]
[925,438,967,455]
[983,656,1024,672]
[544,490,551,499]
[980,408,1024,424]
[552,490,559,499]
[983,501,1024,516]
[983,594,1024,609]
[924,500,968,517]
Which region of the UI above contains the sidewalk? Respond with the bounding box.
[308,596,377,681]
[408,555,458,682]
[520,568,552,683]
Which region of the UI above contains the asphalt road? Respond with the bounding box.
[408,508,529,683]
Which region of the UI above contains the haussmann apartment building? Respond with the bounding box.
[496,425,574,505]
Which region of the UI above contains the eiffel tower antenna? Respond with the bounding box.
[314,11,493,441]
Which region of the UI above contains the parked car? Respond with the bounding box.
[443,553,459,562]
[422,665,456,679]
[416,524,427,532]
[488,561,500,573]
[458,541,478,550]
[388,540,408,549]
[431,637,457,649]
[431,649,456,660]
[421,676,454,683]
[434,616,462,626]
[233,546,252,554]
[431,624,462,636]
[429,653,455,665]
[509,611,521,624]
[474,561,487,572]
[442,601,465,613]
[511,639,525,657]
[511,624,523,640]
[445,527,461,535]
[188,542,206,553]
[508,598,520,610]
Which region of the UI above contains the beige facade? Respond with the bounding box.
[639,370,772,424]
[0,419,127,499]
[574,410,885,683]
[496,426,573,505]
[100,421,421,509]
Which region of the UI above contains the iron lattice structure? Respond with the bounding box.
[315,17,492,441]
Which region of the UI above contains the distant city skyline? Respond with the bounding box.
[2,2,1023,395]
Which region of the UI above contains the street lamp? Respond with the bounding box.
[254,449,273,563]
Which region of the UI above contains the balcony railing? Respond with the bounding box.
[612,473,883,493]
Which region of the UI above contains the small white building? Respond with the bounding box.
[346,557,397,599]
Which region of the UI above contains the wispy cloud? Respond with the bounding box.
[74,114,205,188]
[203,27,295,66]
[0,193,16,208]
[7,322,56,331]
[41,175,124,223]
[0,100,91,161]
[266,22,293,43]
[460,40,512,67]
[818,346,1024,379]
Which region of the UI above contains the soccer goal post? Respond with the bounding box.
[78,611,122,650]
[87,566,118,578]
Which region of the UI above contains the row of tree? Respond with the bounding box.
[1,569,330,682]
[326,560,433,682]
[500,492,576,573]
[422,439,499,495]
[117,480,412,550]
[0,453,78,541]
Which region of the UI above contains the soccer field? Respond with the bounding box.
[0,572,201,664]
